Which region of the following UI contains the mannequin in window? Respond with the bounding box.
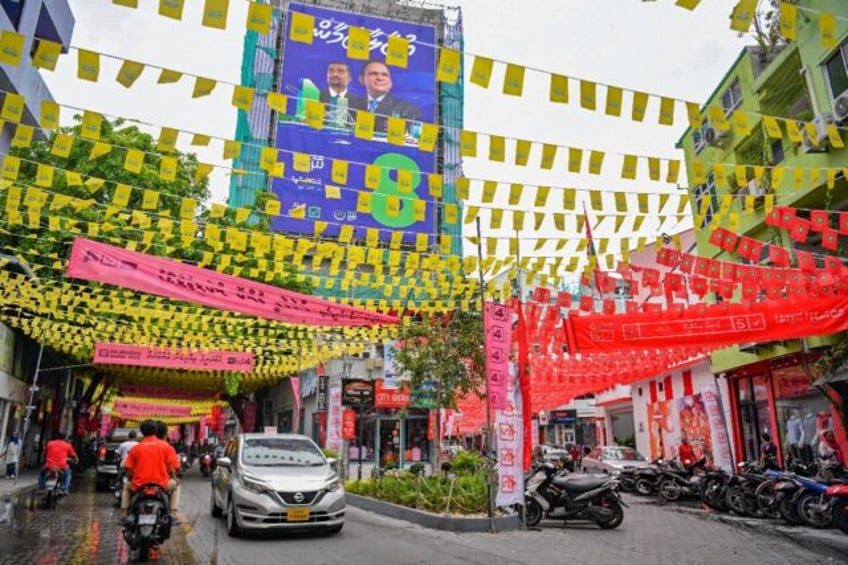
[785,409,803,462]
[801,410,817,463]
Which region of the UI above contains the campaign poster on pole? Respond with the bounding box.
[495,362,524,507]
[484,302,511,410]
[326,383,344,455]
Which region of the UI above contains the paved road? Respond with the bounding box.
[178,472,845,565]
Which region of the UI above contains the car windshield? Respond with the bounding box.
[603,448,645,462]
[241,437,326,467]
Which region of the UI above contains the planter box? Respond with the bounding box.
[347,493,521,533]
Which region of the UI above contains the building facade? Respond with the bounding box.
[677,0,848,466]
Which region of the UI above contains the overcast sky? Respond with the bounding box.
[42,0,751,261]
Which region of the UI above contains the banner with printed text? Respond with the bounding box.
[484,302,512,411]
[326,383,344,455]
[94,342,254,372]
[495,362,524,508]
[274,3,437,244]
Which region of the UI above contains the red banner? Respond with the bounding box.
[569,293,848,353]
[342,410,356,440]
[67,237,399,327]
[373,380,411,408]
[95,342,253,372]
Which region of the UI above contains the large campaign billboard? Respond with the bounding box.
[272,3,438,244]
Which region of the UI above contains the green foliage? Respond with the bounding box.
[321,448,340,460]
[449,450,485,475]
[346,471,488,515]
[408,462,426,476]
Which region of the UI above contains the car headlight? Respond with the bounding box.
[323,477,341,492]
[241,475,270,495]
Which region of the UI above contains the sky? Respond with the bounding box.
[41,0,753,265]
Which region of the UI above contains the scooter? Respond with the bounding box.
[524,462,627,529]
[700,467,731,512]
[725,461,769,517]
[633,458,666,496]
[199,453,214,478]
[41,468,66,510]
[656,457,708,502]
[827,482,848,535]
[122,483,172,562]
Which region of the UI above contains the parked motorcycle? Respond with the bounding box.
[724,461,771,517]
[827,483,848,535]
[617,466,639,494]
[524,463,627,529]
[122,483,172,562]
[633,458,666,496]
[199,453,214,478]
[656,457,708,502]
[700,467,731,512]
[791,473,837,529]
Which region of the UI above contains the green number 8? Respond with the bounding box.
[371,153,421,228]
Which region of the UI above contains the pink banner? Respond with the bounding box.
[67,237,399,327]
[112,400,192,418]
[484,302,512,410]
[118,384,219,400]
[95,342,254,372]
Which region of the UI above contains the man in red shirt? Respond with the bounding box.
[38,432,78,492]
[121,420,177,522]
[154,420,181,521]
[678,437,697,468]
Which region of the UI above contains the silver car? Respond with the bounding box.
[211,433,345,536]
[581,446,649,474]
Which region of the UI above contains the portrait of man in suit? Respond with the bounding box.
[351,60,421,133]
[319,61,362,127]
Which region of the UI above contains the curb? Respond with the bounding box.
[642,498,848,559]
[347,493,522,533]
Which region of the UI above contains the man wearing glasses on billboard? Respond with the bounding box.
[320,61,362,128]
[352,60,421,134]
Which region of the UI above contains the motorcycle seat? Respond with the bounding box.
[553,475,608,492]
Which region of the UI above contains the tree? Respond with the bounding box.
[1,115,313,402]
[391,308,487,473]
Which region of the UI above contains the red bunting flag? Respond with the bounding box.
[556,291,572,308]
[796,251,816,272]
[779,207,796,229]
[789,218,812,242]
[823,229,840,251]
[810,210,830,232]
[840,212,848,235]
[769,245,790,267]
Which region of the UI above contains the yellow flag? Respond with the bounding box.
[387,117,406,146]
[729,0,758,32]
[116,60,144,88]
[180,198,197,220]
[579,80,597,110]
[36,164,55,188]
[515,139,531,166]
[293,152,310,172]
[763,115,783,139]
[364,165,381,189]
[84,177,105,194]
[194,163,213,182]
[142,190,159,210]
[223,140,241,159]
[51,134,73,158]
[549,74,569,104]
[541,144,557,170]
[428,174,443,197]
[0,93,24,122]
[191,133,211,146]
[659,97,675,126]
[820,13,837,49]
[685,101,701,128]
[588,150,605,175]
[81,111,102,140]
[89,142,112,160]
[667,160,681,184]
[732,110,751,136]
[386,36,409,68]
[267,92,288,115]
[235,207,250,224]
[32,39,62,71]
[231,85,255,111]
[470,56,493,88]
[157,127,178,152]
[260,147,279,172]
[419,123,438,152]
[65,170,82,186]
[289,11,315,44]
[77,49,100,82]
[605,86,623,116]
[780,2,797,41]
[122,148,144,173]
[676,0,701,9]
[0,31,24,66]
[488,135,505,162]
[481,181,497,203]
[648,157,661,181]
[356,191,372,213]
[502,64,525,96]
[567,147,583,173]
[157,69,182,83]
[1,155,20,180]
[771,166,785,189]
[39,100,60,130]
[113,184,132,207]
[246,2,273,34]
[437,49,461,84]
[534,186,550,207]
[202,0,229,29]
[325,185,341,200]
[160,156,177,181]
[355,111,375,140]
[509,183,523,205]
[192,77,217,98]
[347,26,371,60]
[158,0,184,19]
[708,105,730,131]
[621,155,638,180]
[785,120,803,143]
[631,91,649,122]
[460,130,477,158]
[827,125,845,149]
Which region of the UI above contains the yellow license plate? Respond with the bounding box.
[286,508,310,522]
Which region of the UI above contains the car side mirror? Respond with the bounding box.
[216,457,232,469]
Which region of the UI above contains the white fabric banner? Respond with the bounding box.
[495,363,524,507]
[699,383,734,471]
[326,383,344,455]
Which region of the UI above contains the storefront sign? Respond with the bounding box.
[374,379,411,408]
[495,364,524,507]
[484,301,512,410]
[342,379,374,407]
[427,411,436,441]
[317,376,329,411]
[342,410,357,440]
[549,409,577,425]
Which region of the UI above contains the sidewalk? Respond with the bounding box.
[625,494,848,558]
[0,470,39,497]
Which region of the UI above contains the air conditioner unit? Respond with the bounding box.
[801,112,833,153]
[704,125,730,147]
[834,92,848,124]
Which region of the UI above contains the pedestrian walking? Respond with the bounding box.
[2,433,21,479]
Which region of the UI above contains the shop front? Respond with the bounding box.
[726,352,846,468]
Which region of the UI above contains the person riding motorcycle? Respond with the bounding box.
[38,432,78,493]
[154,420,182,522]
[120,420,179,525]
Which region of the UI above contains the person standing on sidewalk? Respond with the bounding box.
[2,433,21,479]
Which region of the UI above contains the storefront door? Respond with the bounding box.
[377,418,401,468]
[736,375,772,463]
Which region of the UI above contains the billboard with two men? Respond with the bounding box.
[272,3,438,244]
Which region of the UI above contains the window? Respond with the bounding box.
[721,79,743,115]
[404,418,429,462]
[824,43,848,100]
[692,118,708,154]
[771,139,785,165]
[694,172,717,229]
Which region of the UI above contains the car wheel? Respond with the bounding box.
[226,497,241,537]
[210,487,222,518]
